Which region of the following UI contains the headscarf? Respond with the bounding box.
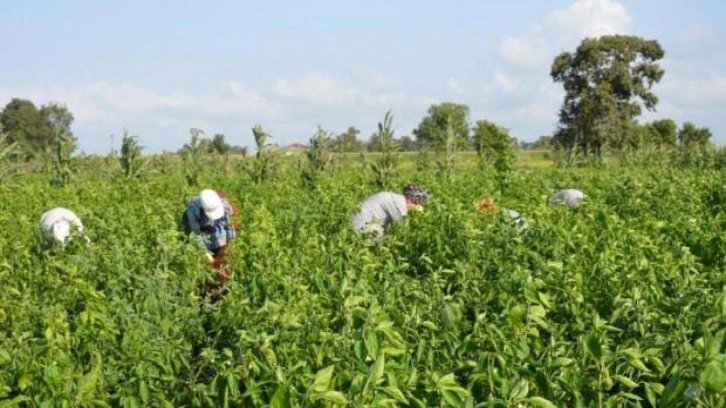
[403,184,429,205]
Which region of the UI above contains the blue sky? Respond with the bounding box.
[1,0,724,153]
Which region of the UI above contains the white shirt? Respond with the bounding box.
[352,192,408,237]
[551,189,586,208]
[39,207,84,244]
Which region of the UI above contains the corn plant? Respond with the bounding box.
[434,120,459,178]
[119,129,147,178]
[182,128,206,186]
[302,125,333,188]
[369,110,399,189]
[0,125,17,185]
[50,127,74,187]
[243,124,276,184]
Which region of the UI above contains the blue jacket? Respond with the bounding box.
[182,197,236,254]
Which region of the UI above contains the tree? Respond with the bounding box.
[413,102,470,147]
[678,122,712,148]
[472,120,516,171]
[367,133,382,152]
[397,135,417,152]
[210,133,231,154]
[551,35,665,157]
[0,99,47,159]
[333,126,364,153]
[648,118,677,148]
[531,135,553,150]
[0,99,76,159]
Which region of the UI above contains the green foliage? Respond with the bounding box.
[0,147,724,406]
[434,121,459,177]
[182,128,207,186]
[0,99,76,160]
[0,125,17,185]
[119,129,147,178]
[243,124,277,184]
[333,126,364,153]
[368,110,399,189]
[648,118,678,147]
[678,122,713,149]
[302,125,333,188]
[473,120,517,172]
[50,127,75,187]
[551,35,665,157]
[413,102,470,148]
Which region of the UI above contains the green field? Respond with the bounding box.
[0,159,724,407]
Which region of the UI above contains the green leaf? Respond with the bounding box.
[270,383,290,408]
[645,383,657,407]
[660,375,687,406]
[382,386,408,403]
[508,304,526,326]
[17,374,31,391]
[139,381,150,403]
[364,352,385,393]
[701,355,726,393]
[528,396,558,408]
[320,390,348,405]
[585,333,602,359]
[613,375,639,389]
[312,365,335,393]
[508,379,529,401]
[529,305,547,318]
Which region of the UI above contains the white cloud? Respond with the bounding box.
[499,0,632,70]
[0,73,439,152]
[493,71,520,93]
[447,78,464,94]
[499,37,549,71]
[272,73,365,107]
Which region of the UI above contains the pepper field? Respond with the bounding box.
[0,157,724,407]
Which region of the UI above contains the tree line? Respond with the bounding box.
[0,34,717,161]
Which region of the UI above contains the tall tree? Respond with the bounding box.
[472,120,516,171]
[678,122,712,148]
[334,126,363,152]
[0,99,76,158]
[210,133,231,154]
[413,102,470,147]
[396,135,417,152]
[551,35,665,157]
[648,118,677,148]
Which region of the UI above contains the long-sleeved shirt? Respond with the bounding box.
[352,192,408,237]
[182,197,236,254]
[39,207,87,245]
[551,189,586,208]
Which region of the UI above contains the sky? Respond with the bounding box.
[1,0,725,153]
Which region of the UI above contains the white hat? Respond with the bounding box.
[200,189,225,221]
[51,221,71,244]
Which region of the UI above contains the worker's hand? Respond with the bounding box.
[205,253,215,264]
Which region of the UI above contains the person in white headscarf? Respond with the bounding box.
[39,207,89,246]
[550,189,586,209]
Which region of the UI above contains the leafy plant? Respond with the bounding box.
[242,124,277,184]
[369,110,399,189]
[182,128,206,186]
[302,125,333,188]
[119,129,147,178]
[50,127,75,187]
